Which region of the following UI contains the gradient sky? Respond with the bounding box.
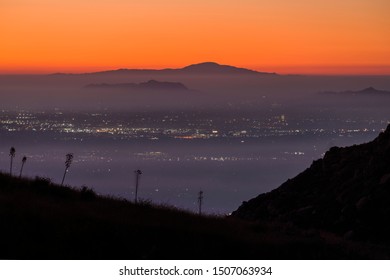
[1,0,389,74]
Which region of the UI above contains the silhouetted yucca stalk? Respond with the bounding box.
[134,169,142,203]
[198,190,204,215]
[9,147,16,175]
[61,153,73,186]
[19,156,27,178]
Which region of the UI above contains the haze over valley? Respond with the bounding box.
[1,63,390,213]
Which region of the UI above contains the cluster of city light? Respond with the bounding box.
[0,111,385,142]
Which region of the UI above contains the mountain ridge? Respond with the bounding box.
[51,62,276,76]
[321,87,390,95]
[232,124,390,247]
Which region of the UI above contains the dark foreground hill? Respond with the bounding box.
[233,124,390,252]
[0,172,382,259]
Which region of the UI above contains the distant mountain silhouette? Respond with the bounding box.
[85,80,188,91]
[81,62,275,76]
[233,124,390,246]
[321,87,390,95]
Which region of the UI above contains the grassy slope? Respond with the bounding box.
[0,172,377,259]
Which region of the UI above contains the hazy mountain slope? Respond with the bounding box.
[85,80,189,91]
[321,87,390,95]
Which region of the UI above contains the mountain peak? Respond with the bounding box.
[356,87,390,94]
[183,62,222,69]
[188,62,220,67]
[361,86,380,93]
[181,62,269,74]
[363,86,376,91]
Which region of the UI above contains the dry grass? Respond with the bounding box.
[0,172,381,259]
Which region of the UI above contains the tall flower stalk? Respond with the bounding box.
[61,153,73,186]
[9,147,16,175]
[19,156,27,178]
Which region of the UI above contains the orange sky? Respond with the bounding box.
[1,0,389,74]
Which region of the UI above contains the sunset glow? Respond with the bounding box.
[1,0,389,74]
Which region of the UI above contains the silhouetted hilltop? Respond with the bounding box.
[321,87,390,95]
[84,62,275,76]
[180,62,269,74]
[85,80,188,91]
[233,124,390,247]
